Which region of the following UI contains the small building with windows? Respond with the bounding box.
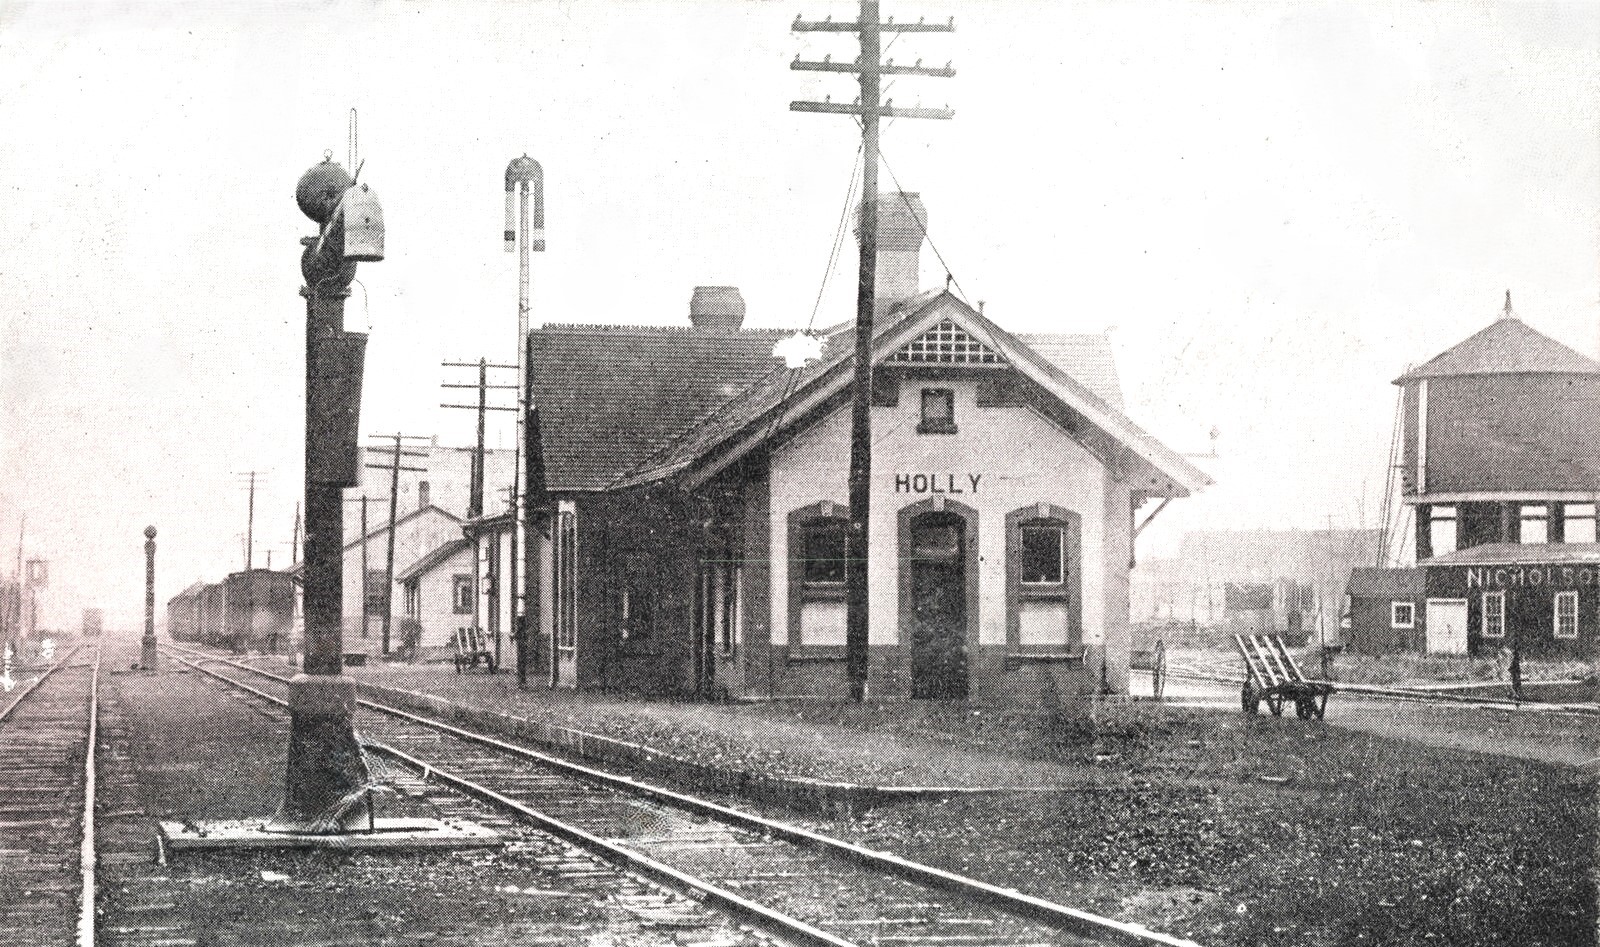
[1347,295,1600,656]
[525,194,1210,700]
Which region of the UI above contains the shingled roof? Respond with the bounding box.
[1395,316,1600,383]
[610,291,1209,496]
[530,323,790,491]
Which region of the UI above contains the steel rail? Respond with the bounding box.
[0,642,83,724]
[163,650,859,947]
[366,740,857,947]
[164,645,1205,947]
[77,647,101,947]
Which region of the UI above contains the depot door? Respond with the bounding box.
[908,513,969,699]
[1425,598,1468,655]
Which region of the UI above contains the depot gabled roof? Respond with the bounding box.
[1395,316,1600,383]
[617,290,1211,497]
[530,323,793,492]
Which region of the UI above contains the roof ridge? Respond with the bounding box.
[536,322,791,335]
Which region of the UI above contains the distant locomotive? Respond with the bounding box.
[81,608,104,638]
[166,570,294,652]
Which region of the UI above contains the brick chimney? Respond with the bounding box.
[689,285,746,330]
[857,192,927,308]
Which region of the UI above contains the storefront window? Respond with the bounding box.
[1555,591,1578,639]
[1430,505,1457,556]
[1566,504,1597,544]
[1520,504,1548,544]
[1481,591,1505,639]
[1391,601,1414,629]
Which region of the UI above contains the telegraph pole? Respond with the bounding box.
[364,434,428,656]
[791,1,953,700]
[239,471,263,571]
[442,359,518,662]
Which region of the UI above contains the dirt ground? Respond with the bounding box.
[274,655,1600,946]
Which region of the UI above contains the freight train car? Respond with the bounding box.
[166,582,205,642]
[222,569,295,654]
[198,582,227,647]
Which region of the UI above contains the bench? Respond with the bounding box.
[453,626,496,674]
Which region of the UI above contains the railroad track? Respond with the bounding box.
[0,644,98,947]
[164,644,1203,947]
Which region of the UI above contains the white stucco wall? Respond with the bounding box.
[416,546,474,649]
[768,377,1109,648]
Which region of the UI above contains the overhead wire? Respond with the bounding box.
[760,143,868,451]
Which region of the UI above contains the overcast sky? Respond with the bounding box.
[3,1,1599,630]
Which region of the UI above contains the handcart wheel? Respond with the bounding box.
[1152,640,1167,702]
[1295,698,1314,720]
[1241,679,1260,715]
[1267,695,1285,717]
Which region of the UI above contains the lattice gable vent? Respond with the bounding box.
[886,319,1004,365]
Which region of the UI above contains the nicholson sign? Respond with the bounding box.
[1464,565,1600,589]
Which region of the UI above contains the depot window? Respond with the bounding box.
[1481,591,1506,639]
[1020,524,1066,585]
[555,511,579,651]
[787,502,851,649]
[801,518,851,586]
[919,388,957,434]
[1390,601,1415,629]
[1555,591,1578,640]
[1006,504,1082,649]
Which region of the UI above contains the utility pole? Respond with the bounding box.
[442,359,518,664]
[505,155,545,689]
[791,2,953,700]
[238,471,264,571]
[364,434,428,657]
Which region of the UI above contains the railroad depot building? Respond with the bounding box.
[527,195,1210,700]
[1346,298,1600,657]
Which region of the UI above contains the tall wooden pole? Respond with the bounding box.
[382,432,401,656]
[842,0,882,701]
[245,471,256,572]
[791,3,953,702]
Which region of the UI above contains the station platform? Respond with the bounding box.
[228,651,1136,797]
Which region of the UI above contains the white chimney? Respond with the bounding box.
[856,192,928,307]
